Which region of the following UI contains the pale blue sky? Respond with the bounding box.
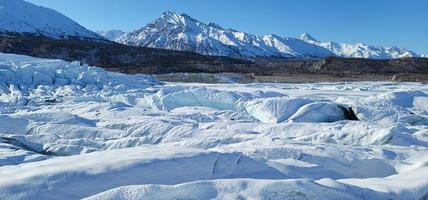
[27,0,428,54]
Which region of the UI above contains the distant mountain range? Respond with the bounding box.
[298,33,421,59]
[0,0,425,59]
[101,11,424,59]
[96,30,125,41]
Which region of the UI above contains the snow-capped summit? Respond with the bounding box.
[112,11,422,59]
[0,0,104,41]
[96,30,125,41]
[299,33,421,59]
[299,33,319,43]
[115,11,334,58]
[159,11,198,25]
[207,22,223,29]
[262,34,333,58]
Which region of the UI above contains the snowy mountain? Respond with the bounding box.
[96,30,125,41]
[109,11,423,59]
[0,0,105,41]
[115,11,334,58]
[299,33,421,59]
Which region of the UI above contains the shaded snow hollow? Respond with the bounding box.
[1,53,428,199]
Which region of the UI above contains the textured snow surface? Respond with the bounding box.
[0,0,104,40]
[111,11,422,59]
[1,53,428,199]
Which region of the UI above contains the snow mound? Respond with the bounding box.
[288,102,350,123]
[245,97,314,123]
[0,53,158,103]
[87,166,428,200]
[139,86,252,111]
[0,146,285,199]
[85,179,362,200]
[365,90,428,108]
[414,96,428,114]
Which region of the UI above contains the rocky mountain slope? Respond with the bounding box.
[115,11,334,58]
[96,30,125,41]
[110,11,423,59]
[299,33,421,59]
[0,0,105,41]
[1,34,427,81]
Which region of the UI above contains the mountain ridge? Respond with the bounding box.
[298,33,421,59]
[0,1,424,60]
[114,11,334,58]
[0,0,105,41]
[105,11,423,59]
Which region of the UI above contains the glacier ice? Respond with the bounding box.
[1,53,428,199]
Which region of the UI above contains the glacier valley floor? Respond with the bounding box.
[0,53,428,199]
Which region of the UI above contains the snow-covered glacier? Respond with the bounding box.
[1,53,428,199]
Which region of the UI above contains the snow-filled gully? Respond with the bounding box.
[1,53,428,199]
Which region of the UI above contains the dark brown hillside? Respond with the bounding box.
[0,34,250,74]
[1,34,427,81]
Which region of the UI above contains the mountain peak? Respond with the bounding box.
[161,11,181,18]
[299,33,319,42]
[207,22,223,29]
[0,0,104,40]
[158,11,197,25]
[96,30,125,41]
[116,11,423,59]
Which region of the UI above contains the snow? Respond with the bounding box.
[1,53,428,199]
[0,0,104,40]
[96,30,125,41]
[245,97,313,123]
[109,11,423,59]
[85,179,365,200]
[299,33,421,59]
[288,102,348,123]
[1,0,421,59]
[115,12,334,58]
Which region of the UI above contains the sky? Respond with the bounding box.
[26,0,428,55]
